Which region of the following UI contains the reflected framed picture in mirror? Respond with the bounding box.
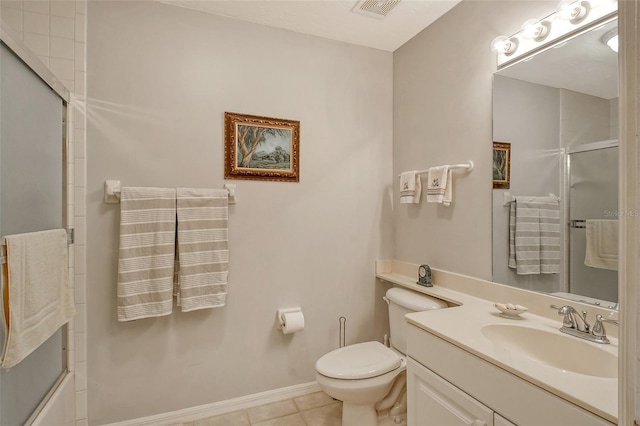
[493,142,511,189]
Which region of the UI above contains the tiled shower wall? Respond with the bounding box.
[0,0,88,424]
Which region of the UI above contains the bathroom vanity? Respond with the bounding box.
[376,260,618,426]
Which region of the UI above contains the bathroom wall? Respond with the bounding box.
[86,1,393,424]
[0,1,88,423]
[392,0,558,280]
[560,89,615,147]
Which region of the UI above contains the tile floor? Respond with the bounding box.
[171,391,405,426]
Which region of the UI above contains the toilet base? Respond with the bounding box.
[342,401,378,426]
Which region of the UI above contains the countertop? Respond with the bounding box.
[377,269,618,424]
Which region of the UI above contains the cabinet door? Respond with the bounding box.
[407,357,493,426]
[494,413,517,426]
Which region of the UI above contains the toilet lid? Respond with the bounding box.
[316,341,401,380]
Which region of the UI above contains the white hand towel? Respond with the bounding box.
[117,187,176,321]
[400,171,421,204]
[585,219,618,270]
[1,229,75,368]
[176,188,229,312]
[426,166,452,206]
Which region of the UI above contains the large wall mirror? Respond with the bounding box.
[492,15,619,309]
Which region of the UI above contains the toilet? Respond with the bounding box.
[315,287,447,426]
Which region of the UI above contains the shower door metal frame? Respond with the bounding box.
[0,19,73,426]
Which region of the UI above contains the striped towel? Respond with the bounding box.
[508,196,560,275]
[117,187,176,321]
[176,188,229,312]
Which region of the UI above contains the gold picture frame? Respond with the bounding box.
[493,142,511,189]
[224,112,300,182]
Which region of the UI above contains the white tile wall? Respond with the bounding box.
[0,0,88,423]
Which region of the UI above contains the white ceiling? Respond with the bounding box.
[158,0,461,52]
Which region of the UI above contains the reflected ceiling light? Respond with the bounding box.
[602,28,618,52]
[521,19,551,41]
[491,36,519,55]
[558,0,590,24]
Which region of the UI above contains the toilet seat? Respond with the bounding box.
[315,341,401,380]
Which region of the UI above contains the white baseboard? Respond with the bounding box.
[101,381,321,426]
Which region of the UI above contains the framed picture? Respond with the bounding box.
[493,142,511,189]
[224,112,300,182]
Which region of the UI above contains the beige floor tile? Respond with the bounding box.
[247,399,298,424]
[299,402,342,426]
[194,409,250,426]
[293,391,336,411]
[252,413,306,426]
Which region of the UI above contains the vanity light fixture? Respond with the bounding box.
[602,28,618,52]
[521,19,551,41]
[491,35,519,55]
[558,0,590,24]
[492,0,616,68]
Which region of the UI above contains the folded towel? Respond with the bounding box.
[117,187,176,321]
[400,171,421,204]
[1,229,75,368]
[426,166,452,206]
[508,196,560,275]
[585,219,618,270]
[176,188,229,312]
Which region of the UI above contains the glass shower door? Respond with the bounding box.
[568,145,618,304]
[0,42,66,426]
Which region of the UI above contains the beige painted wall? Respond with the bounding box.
[392,1,558,280]
[86,1,393,423]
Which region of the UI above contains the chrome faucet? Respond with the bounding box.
[549,305,618,344]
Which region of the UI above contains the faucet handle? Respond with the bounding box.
[550,305,575,328]
[591,314,619,344]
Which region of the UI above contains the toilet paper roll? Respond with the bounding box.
[280,310,305,334]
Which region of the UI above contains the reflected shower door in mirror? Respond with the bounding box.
[492,17,619,308]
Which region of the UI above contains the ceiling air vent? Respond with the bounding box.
[352,0,401,19]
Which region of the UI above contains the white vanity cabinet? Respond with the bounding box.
[407,324,614,426]
[407,357,495,425]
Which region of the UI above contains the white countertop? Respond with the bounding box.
[377,269,618,424]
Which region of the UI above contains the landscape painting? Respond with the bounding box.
[224,112,300,182]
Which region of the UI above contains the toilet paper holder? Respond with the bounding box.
[277,308,304,333]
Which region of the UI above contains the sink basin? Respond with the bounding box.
[481,323,617,378]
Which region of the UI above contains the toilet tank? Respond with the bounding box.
[385,287,447,354]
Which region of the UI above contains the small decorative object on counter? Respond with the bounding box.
[494,302,528,318]
[417,264,432,287]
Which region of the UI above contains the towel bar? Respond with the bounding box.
[396,161,473,178]
[0,228,74,265]
[502,192,559,206]
[104,181,237,204]
[569,219,587,229]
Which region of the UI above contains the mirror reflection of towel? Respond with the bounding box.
[508,197,560,275]
[584,219,618,270]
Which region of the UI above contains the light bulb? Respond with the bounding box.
[491,36,519,55]
[521,19,551,41]
[602,29,618,53]
[558,0,590,24]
